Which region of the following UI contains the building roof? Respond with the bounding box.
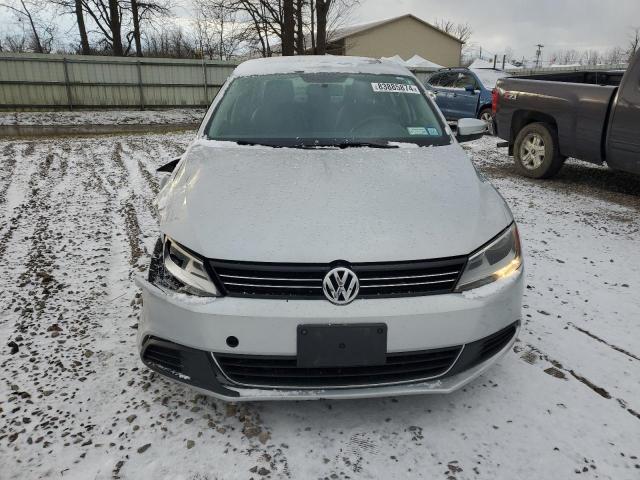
[232,55,413,78]
[330,14,464,45]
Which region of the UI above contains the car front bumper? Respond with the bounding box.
[135,269,523,401]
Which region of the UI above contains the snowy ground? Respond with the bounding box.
[0,132,639,479]
[0,109,206,126]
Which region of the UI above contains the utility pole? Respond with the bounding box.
[535,44,544,68]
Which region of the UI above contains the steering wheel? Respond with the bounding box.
[349,115,402,136]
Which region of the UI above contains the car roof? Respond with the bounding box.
[232,55,414,78]
[434,67,470,74]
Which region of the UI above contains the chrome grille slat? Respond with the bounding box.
[219,274,322,282]
[224,282,322,289]
[360,279,455,288]
[360,271,459,281]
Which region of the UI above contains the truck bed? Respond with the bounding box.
[495,78,617,164]
[517,70,624,86]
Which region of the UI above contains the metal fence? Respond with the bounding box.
[0,53,239,110]
[0,53,629,111]
[507,63,628,76]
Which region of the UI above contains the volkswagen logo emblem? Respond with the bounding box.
[322,267,359,305]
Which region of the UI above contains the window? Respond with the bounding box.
[206,72,450,148]
[427,73,445,86]
[453,73,478,90]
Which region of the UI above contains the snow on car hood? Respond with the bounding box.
[157,140,513,263]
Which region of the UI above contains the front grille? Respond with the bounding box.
[214,346,462,389]
[210,257,466,299]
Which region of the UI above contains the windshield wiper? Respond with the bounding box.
[235,140,399,149]
[335,141,399,149]
[236,140,283,148]
[235,140,322,149]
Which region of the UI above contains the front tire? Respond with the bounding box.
[513,122,565,178]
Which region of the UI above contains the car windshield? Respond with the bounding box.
[206,72,450,148]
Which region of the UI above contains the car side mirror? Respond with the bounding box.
[464,84,476,93]
[157,157,181,173]
[456,118,486,142]
[157,157,181,189]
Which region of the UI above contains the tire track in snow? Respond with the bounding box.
[567,322,639,362]
[0,142,16,206]
[0,137,151,474]
[515,342,639,421]
[0,142,43,261]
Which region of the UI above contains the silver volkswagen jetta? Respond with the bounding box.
[136,56,523,401]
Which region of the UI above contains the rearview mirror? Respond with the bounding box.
[456,118,486,143]
[464,84,476,93]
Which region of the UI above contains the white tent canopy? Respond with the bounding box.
[380,55,407,65]
[380,54,443,71]
[405,54,443,70]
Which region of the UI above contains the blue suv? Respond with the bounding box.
[425,68,509,135]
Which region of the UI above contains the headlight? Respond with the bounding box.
[162,237,219,296]
[456,223,522,292]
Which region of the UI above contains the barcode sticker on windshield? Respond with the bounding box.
[371,83,420,94]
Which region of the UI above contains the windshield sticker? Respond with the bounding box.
[427,128,439,136]
[371,83,420,94]
[407,127,428,136]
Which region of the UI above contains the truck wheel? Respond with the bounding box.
[513,122,565,178]
[478,108,495,136]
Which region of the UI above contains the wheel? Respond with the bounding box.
[513,122,565,179]
[478,108,495,136]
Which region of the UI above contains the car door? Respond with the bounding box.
[446,73,481,120]
[606,54,640,174]
[426,72,458,120]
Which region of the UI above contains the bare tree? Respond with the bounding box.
[0,0,56,53]
[282,0,295,55]
[0,32,28,52]
[50,0,92,53]
[80,0,171,56]
[503,46,515,63]
[192,0,246,59]
[582,49,601,66]
[629,26,640,60]
[434,18,473,44]
[316,0,357,54]
[144,25,198,57]
[603,46,625,65]
[295,0,304,54]
[315,0,329,54]
[129,0,171,56]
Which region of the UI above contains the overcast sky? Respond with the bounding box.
[352,0,640,60]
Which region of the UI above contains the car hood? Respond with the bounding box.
[157,140,512,263]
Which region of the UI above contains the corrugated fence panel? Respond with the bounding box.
[0,83,69,108]
[0,53,239,110]
[70,85,141,107]
[142,86,205,107]
[69,61,139,84]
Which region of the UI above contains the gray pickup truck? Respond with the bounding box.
[494,50,640,178]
